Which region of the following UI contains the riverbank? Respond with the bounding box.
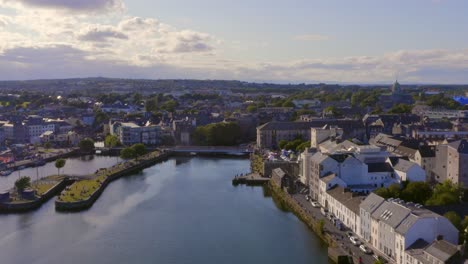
[268,180,355,264]
[55,151,169,211]
[0,176,69,213]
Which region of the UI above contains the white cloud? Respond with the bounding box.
[0,0,124,13]
[78,25,128,42]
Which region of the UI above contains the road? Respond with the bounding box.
[293,194,379,264]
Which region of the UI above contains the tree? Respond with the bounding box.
[15,176,31,193]
[426,180,462,206]
[444,211,462,231]
[131,143,147,158]
[55,159,66,176]
[79,138,95,153]
[44,142,51,149]
[120,147,136,159]
[145,98,158,112]
[192,122,241,146]
[104,134,121,148]
[282,100,295,108]
[388,103,413,114]
[278,140,288,150]
[400,182,433,204]
[246,104,257,113]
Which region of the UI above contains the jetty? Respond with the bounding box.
[232,173,270,185]
[55,150,169,211]
[0,176,69,213]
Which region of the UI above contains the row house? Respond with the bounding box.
[360,194,458,264]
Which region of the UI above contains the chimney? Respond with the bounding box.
[436,235,443,241]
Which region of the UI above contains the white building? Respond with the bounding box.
[360,195,458,263]
[324,185,364,235]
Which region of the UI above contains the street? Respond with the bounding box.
[293,194,378,264]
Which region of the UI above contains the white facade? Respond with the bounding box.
[28,123,56,144]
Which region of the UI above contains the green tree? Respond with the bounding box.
[55,159,66,176]
[79,138,95,153]
[145,98,158,112]
[278,140,288,149]
[388,103,413,114]
[282,100,295,108]
[296,141,311,152]
[192,122,241,146]
[120,147,136,159]
[400,182,433,204]
[131,143,147,158]
[426,180,462,206]
[104,134,121,148]
[15,176,31,193]
[444,211,462,231]
[246,104,257,113]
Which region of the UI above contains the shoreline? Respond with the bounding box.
[268,180,355,264]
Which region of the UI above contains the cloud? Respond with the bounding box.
[294,34,330,41]
[0,15,10,27]
[78,25,128,42]
[155,30,214,53]
[0,0,124,13]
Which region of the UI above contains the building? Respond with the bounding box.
[323,185,364,235]
[256,119,365,149]
[360,195,459,263]
[405,239,461,264]
[379,81,415,110]
[432,139,468,186]
[113,121,161,146]
[389,158,426,182]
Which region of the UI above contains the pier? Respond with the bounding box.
[232,173,270,185]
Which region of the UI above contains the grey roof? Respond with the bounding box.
[321,173,338,184]
[395,213,419,235]
[394,145,417,159]
[360,193,385,213]
[272,168,286,179]
[448,139,468,154]
[310,152,332,164]
[371,200,411,229]
[327,186,364,215]
[257,119,363,131]
[393,159,417,173]
[424,240,459,262]
[367,162,394,173]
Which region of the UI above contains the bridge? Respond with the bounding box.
[168,146,253,156]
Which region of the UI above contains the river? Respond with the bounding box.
[0,156,330,264]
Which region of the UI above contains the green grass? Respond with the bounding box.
[33,183,56,196]
[57,151,161,203]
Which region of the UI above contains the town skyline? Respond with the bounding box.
[1,0,468,83]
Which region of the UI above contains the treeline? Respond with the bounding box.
[374,180,466,206]
[192,122,241,146]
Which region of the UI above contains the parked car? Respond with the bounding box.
[310,201,320,208]
[346,231,354,238]
[327,213,335,221]
[305,195,310,201]
[360,245,372,254]
[350,236,361,246]
[320,207,328,216]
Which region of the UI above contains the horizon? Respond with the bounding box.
[1,77,468,87]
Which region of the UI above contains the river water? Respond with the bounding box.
[0,156,330,264]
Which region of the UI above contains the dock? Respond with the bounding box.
[232,173,270,185]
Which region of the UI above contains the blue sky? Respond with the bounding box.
[0,0,467,83]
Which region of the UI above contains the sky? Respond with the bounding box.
[0,0,468,83]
